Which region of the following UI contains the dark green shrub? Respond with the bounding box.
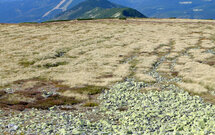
[77,18,94,21]
[119,17,127,20]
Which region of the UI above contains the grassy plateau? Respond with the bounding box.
[0,18,215,134]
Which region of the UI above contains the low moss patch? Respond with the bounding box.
[27,95,80,109]
[0,94,30,106]
[0,91,81,110]
[83,102,99,107]
[55,48,71,58]
[59,85,107,95]
[0,78,107,111]
[128,59,139,78]
[96,74,113,79]
[0,91,6,97]
[210,34,215,42]
[16,91,43,100]
[206,61,215,66]
[19,60,35,67]
[42,61,69,68]
[70,85,107,95]
[117,106,128,111]
[171,71,179,77]
[197,60,215,66]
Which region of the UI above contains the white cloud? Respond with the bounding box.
[179,1,192,4]
[193,9,203,12]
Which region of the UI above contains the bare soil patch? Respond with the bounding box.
[0,78,106,111]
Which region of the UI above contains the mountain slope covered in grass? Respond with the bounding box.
[0,0,85,23]
[53,0,146,20]
[78,7,145,19]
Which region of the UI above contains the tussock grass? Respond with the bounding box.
[210,34,215,42]
[1,18,215,96]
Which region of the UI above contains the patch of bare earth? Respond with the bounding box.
[0,78,106,111]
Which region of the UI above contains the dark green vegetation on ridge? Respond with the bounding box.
[53,0,146,20]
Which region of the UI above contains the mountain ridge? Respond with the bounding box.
[109,0,215,19]
[0,0,85,23]
[53,0,146,20]
[0,0,215,23]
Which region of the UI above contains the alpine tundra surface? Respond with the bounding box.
[1,19,215,134]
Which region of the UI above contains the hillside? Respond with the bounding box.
[0,0,85,23]
[1,19,215,133]
[110,0,215,19]
[53,0,146,20]
[1,0,215,23]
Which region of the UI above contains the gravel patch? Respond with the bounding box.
[1,80,215,134]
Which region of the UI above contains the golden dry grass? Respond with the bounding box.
[0,18,215,96]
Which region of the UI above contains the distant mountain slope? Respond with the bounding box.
[0,0,85,23]
[1,0,215,23]
[79,8,145,19]
[53,0,146,20]
[109,0,215,19]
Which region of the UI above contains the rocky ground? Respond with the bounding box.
[1,80,215,134]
